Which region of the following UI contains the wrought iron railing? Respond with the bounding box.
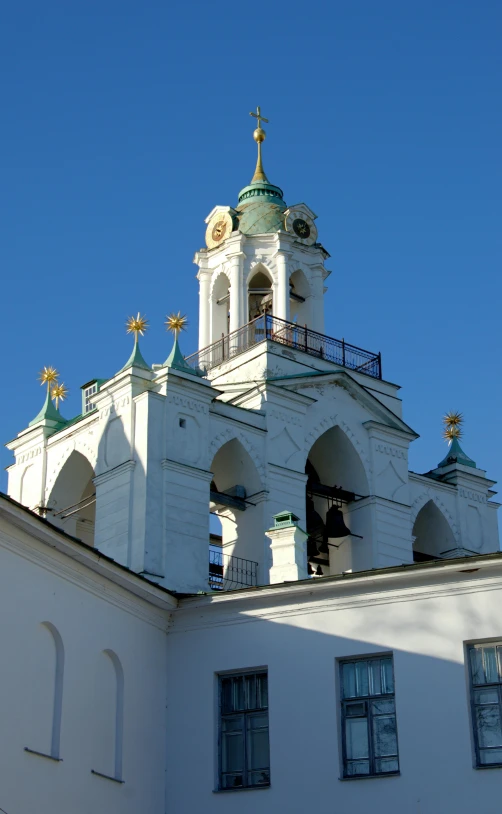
[185,314,382,380]
[209,549,258,591]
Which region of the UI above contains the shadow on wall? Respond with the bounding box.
[165,588,502,814]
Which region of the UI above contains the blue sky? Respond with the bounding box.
[1,0,501,494]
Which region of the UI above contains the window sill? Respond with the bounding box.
[213,784,271,793]
[91,769,124,784]
[476,764,502,770]
[340,772,400,782]
[24,747,62,762]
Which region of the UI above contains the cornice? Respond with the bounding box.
[161,458,213,482]
[94,459,136,486]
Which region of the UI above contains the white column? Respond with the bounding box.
[198,271,211,350]
[266,512,308,584]
[275,252,290,322]
[228,252,244,334]
[310,265,325,333]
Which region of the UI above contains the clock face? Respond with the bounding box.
[205,211,233,249]
[293,218,310,239]
[285,209,318,245]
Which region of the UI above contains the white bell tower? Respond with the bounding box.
[194,107,331,351]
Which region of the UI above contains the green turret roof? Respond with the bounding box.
[438,435,476,469]
[119,337,150,373]
[164,336,198,375]
[29,389,66,429]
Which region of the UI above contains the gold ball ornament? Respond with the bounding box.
[253,127,266,143]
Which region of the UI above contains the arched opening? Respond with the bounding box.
[27,622,65,759]
[248,268,273,322]
[92,650,124,782]
[210,439,264,588]
[412,500,456,561]
[210,271,231,344]
[305,426,371,577]
[47,451,96,546]
[289,269,312,326]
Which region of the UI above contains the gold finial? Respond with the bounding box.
[249,106,269,183]
[126,312,149,342]
[39,366,59,392]
[51,382,68,410]
[442,410,464,442]
[165,312,188,337]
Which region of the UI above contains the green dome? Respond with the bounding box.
[236,180,287,236]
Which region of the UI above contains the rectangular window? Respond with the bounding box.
[468,642,502,767]
[218,671,270,790]
[84,384,97,414]
[340,655,399,778]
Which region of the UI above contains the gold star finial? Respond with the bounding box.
[249,106,269,183]
[442,411,464,443]
[165,312,188,337]
[126,312,149,342]
[39,366,59,392]
[51,382,68,410]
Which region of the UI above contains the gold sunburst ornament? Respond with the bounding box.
[39,366,59,391]
[443,410,464,443]
[165,312,188,337]
[51,382,68,410]
[126,312,149,340]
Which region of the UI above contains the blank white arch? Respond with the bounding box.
[41,621,65,759]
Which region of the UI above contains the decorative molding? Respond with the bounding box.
[93,460,136,487]
[161,458,213,482]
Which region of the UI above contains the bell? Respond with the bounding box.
[315,565,324,576]
[325,505,352,538]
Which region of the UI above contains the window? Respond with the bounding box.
[218,671,270,790]
[340,656,399,778]
[84,384,97,414]
[468,642,502,767]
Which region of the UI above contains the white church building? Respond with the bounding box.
[1,112,501,814]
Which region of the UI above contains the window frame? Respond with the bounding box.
[467,640,502,769]
[339,653,400,780]
[217,668,270,791]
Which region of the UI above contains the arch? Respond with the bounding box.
[40,622,65,759]
[289,268,312,325]
[209,429,266,487]
[412,498,458,560]
[92,649,125,781]
[410,492,459,544]
[304,414,372,482]
[248,265,274,322]
[245,261,275,287]
[45,438,97,498]
[46,450,96,545]
[210,270,231,342]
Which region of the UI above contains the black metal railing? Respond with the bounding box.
[185,314,382,379]
[209,549,258,591]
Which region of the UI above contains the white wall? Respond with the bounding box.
[0,514,169,814]
[165,564,502,814]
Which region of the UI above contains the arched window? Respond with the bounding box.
[305,426,370,577]
[289,269,312,326]
[248,269,273,322]
[412,500,456,561]
[47,451,96,546]
[210,271,231,343]
[92,650,124,782]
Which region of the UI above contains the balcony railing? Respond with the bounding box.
[209,550,258,591]
[185,314,382,380]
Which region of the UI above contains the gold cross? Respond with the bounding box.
[250,106,269,129]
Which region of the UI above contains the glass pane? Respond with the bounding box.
[345,717,369,760]
[470,648,485,685]
[245,675,256,710]
[355,661,369,697]
[257,673,268,709]
[345,759,370,776]
[247,724,269,771]
[221,772,244,789]
[248,769,270,786]
[479,748,502,765]
[497,647,502,682]
[222,717,243,733]
[345,702,366,717]
[474,689,499,705]
[375,757,399,774]
[372,714,398,757]
[221,678,232,713]
[369,659,382,696]
[221,731,244,772]
[382,658,394,694]
[372,699,395,715]
[233,676,245,711]
[484,648,498,684]
[476,705,502,748]
[342,662,356,698]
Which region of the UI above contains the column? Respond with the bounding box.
[198,270,211,350]
[228,252,244,336]
[266,511,308,584]
[275,252,290,322]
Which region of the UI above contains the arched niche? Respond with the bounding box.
[290,268,312,326]
[210,438,264,585]
[412,500,456,561]
[92,649,124,782]
[47,450,96,546]
[306,425,371,577]
[210,270,230,343]
[27,622,65,759]
[248,267,273,322]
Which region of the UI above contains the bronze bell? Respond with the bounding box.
[325,505,352,538]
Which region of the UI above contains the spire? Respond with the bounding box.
[250,106,269,183]
[438,410,476,468]
[164,312,197,374]
[119,312,151,373]
[29,366,66,427]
